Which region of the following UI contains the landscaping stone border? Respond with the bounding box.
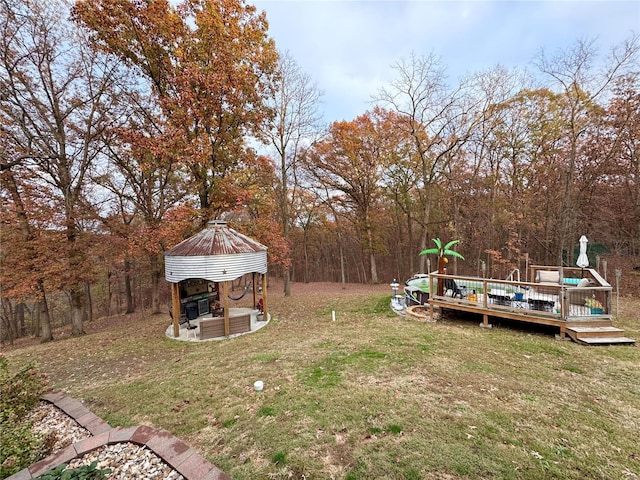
[8,391,229,480]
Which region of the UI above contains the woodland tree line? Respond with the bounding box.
[1,0,639,343]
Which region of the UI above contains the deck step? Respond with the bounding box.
[567,326,635,345]
[567,319,613,328]
[572,336,636,345]
[568,326,626,338]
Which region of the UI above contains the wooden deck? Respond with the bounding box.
[424,266,634,346]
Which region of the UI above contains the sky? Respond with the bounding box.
[251,0,640,124]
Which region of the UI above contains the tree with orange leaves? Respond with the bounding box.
[304,108,399,283]
[1,0,124,337]
[72,0,279,222]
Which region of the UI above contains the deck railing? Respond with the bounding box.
[428,268,612,320]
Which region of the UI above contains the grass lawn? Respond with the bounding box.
[4,283,640,479]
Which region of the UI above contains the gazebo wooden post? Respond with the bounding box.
[262,273,268,320]
[171,282,181,338]
[252,272,257,308]
[222,280,230,336]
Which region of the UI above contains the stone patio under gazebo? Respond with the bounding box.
[164,220,269,342]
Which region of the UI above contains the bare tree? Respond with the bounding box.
[263,51,323,295]
[375,52,478,272]
[535,35,639,264]
[453,66,538,269]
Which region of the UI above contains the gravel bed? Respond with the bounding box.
[67,442,184,479]
[28,402,184,479]
[28,403,91,453]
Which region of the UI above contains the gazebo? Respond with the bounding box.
[164,220,268,339]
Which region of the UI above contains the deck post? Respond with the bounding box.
[482,280,489,320]
[429,275,435,320]
[481,278,492,328]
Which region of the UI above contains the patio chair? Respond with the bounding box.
[185,322,198,339]
[443,278,466,299]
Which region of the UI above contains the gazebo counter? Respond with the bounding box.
[200,308,253,340]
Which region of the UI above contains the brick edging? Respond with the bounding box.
[8,391,229,480]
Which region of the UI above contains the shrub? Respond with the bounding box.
[0,355,48,479]
[0,356,46,419]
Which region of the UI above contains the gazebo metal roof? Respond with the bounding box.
[165,220,266,256]
[164,220,267,283]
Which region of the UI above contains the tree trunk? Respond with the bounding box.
[150,253,162,314]
[279,145,292,296]
[15,303,25,337]
[38,300,52,343]
[407,212,415,275]
[303,225,310,283]
[37,279,53,343]
[65,211,86,336]
[33,302,40,339]
[338,228,346,289]
[124,258,134,314]
[364,211,378,283]
[69,287,86,336]
[284,269,291,296]
[106,268,112,317]
[366,232,378,283]
[1,299,16,344]
[369,251,378,284]
[84,281,93,322]
[282,213,291,293]
[557,145,577,266]
[418,196,432,273]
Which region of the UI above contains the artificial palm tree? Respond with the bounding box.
[420,238,464,295]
